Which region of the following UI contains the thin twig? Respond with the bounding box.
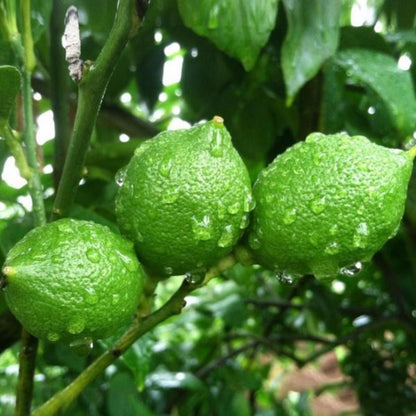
[51,0,138,220]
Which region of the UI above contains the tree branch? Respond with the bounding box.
[51,0,138,220]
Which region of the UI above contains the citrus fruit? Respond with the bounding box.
[115,116,253,277]
[2,218,145,343]
[247,132,414,278]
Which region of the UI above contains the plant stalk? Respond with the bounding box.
[51,0,137,220]
[14,1,47,415]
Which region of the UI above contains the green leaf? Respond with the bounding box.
[178,0,278,70]
[0,65,21,125]
[281,0,340,103]
[332,48,416,137]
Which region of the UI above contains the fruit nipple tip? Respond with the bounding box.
[212,115,224,127]
[2,266,15,277]
[408,145,416,160]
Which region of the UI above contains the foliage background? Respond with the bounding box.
[1,0,416,414]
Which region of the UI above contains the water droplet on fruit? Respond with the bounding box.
[164,266,174,276]
[86,248,100,264]
[305,133,325,144]
[239,214,249,229]
[339,261,363,276]
[115,167,127,186]
[310,196,327,214]
[68,319,85,335]
[47,332,60,342]
[248,233,262,249]
[353,222,369,248]
[51,254,64,265]
[283,208,297,225]
[185,272,204,284]
[191,215,213,241]
[136,231,144,242]
[275,271,294,284]
[243,193,256,212]
[112,294,120,305]
[118,251,138,272]
[162,189,179,204]
[217,201,227,219]
[209,130,223,157]
[309,233,320,247]
[329,224,338,235]
[69,337,94,356]
[208,4,220,29]
[217,225,234,248]
[324,241,339,255]
[159,158,173,178]
[228,202,240,215]
[85,287,98,305]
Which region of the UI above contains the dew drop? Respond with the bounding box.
[239,213,250,230]
[159,158,173,178]
[217,201,227,220]
[136,231,144,243]
[248,233,262,250]
[115,167,127,186]
[324,241,339,255]
[191,215,213,241]
[164,266,174,276]
[112,294,120,305]
[185,272,204,284]
[275,271,294,284]
[67,319,85,335]
[51,254,64,265]
[47,332,60,342]
[310,196,327,214]
[162,189,180,204]
[85,287,98,305]
[243,193,256,213]
[118,251,138,272]
[313,152,323,165]
[208,4,220,29]
[228,202,240,215]
[209,130,223,157]
[309,233,320,247]
[282,208,297,225]
[339,261,363,277]
[353,222,369,248]
[329,224,339,235]
[69,337,94,356]
[217,225,234,248]
[86,248,100,264]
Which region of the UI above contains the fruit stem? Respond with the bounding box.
[32,254,237,416]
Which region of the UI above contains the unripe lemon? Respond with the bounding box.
[247,132,414,278]
[115,116,253,277]
[2,218,145,343]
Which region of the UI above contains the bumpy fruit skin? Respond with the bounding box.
[116,117,253,277]
[248,132,413,278]
[2,218,145,343]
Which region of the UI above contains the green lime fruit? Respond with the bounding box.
[247,132,414,279]
[115,116,253,277]
[2,218,145,343]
